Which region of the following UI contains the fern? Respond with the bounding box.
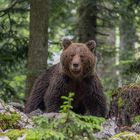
[32,92,105,140]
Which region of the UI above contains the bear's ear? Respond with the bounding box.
[86,40,96,51]
[62,38,72,49]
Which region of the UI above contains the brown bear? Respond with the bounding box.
[25,39,107,117]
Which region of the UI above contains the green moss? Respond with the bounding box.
[0,128,64,140]
[0,112,20,130]
[0,129,25,140]
[26,129,64,140]
[117,97,124,108]
[110,132,140,140]
[132,115,140,124]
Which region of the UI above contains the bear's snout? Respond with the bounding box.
[73,63,79,68]
[71,55,81,70]
[72,63,80,70]
[69,55,82,77]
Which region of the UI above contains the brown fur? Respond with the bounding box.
[25,39,107,117]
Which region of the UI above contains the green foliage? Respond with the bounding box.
[26,129,64,140]
[0,129,64,140]
[0,74,26,102]
[60,92,74,113]
[0,112,20,130]
[49,0,77,40]
[32,93,105,140]
[0,0,29,102]
[32,112,105,140]
[0,129,25,140]
[132,115,140,124]
[122,59,140,75]
[0,93,105,139]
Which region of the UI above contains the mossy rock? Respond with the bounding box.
[110,132,140,140]
[0,128,64,140]
[0,111,105,140]
[0,99,33,131]
[0,112,20,130]
[109,83,140,125]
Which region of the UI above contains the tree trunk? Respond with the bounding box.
[78,0,97,42]
[119,8,136,83]
[115,27,122,87]
[26,0,49,98]
[119,13,136,60]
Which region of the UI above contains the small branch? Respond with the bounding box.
[0,0,26,17]
[7,12,12,33]
[0,1,17,17]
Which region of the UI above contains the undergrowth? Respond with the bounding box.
[0,93,105,140]
[32,93,105,140]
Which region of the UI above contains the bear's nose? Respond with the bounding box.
[73,63,79,68]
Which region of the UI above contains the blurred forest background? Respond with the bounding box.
[0,0,140,104]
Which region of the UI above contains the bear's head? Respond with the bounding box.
[60,38,96,80]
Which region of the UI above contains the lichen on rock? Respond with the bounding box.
[0,99,33,131]
[110,132,140,140]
